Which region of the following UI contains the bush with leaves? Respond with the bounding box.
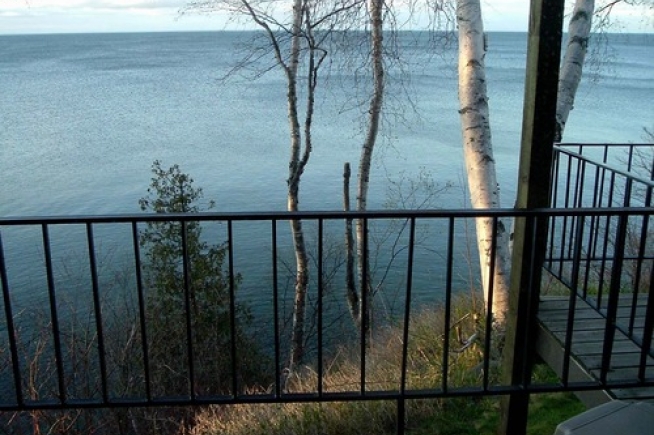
[139,161,267,398]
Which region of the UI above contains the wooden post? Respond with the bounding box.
[498,1,565,434]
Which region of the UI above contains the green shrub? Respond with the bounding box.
[139,161,268,397]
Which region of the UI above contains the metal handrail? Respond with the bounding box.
[554,146,654,188]
[1,206,651,226]
[0,144,652,434]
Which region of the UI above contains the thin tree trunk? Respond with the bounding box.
[457,0,510,324]
[343,163,359,324]
[287,0,309,373]
[355,0,384,335]
[555,0,595,142]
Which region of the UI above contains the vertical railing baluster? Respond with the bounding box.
[572,160,586,259]
[562,214,585,385]
[400,218,415,394]
[548,147,561,269]
[606,171,617,207]
[551,146,561,205]
[638,264,654,380]
[559,153,574,278]
[180,220,195,399]
[42,224,66,404]
[618,177,636,341]
[597,164,607,210]
[629,191,651,336]
[627,144,635,172]
[640,155,654,379]
[520,214,542,387]
[567,157,585,260]
[131,221,152,401]
[87,223,108,403]
[597,172,618,309]
[591,159,602,208]
[583,166,602,300]
[591,165,608,295]
[317,218,324,397]
[227,220,238,397]
[600,199,630,384]
[360,217,368,396]
[483,217,498,390]
[442,217,454,393]
[0,230,24,406]
[396,398,405,435]
[272,220,281,397]
[397,217,415,435]
[582,217,595,300]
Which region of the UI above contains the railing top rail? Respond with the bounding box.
[554,145,654,187]
[0,207,651,225]
[556,143,653,148]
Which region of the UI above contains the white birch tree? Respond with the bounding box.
[284,0,311,374]
[456,0,511,324]
[184,0,381,372]
[556,0,595,142]
[184,0,328,373]
[454,0,652,325]
[346,0,385,334]
[556,0,654,141]
[185,0,652,344]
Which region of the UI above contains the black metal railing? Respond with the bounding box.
[545,144,653,400]
[0,144,652,434]
[547,144,654,351]
[1,209,652,423]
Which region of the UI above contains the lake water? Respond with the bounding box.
[0,31,652,349]
[1,31,652,217]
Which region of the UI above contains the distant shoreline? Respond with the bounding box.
[1,30,653,37]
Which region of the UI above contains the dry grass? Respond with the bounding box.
[190,295,492,435]
[2,294,582,435]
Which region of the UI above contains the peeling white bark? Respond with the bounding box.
[286,0,310,373]
[457,0,510,324]
[354,0,384,334]
[556,0,595,142]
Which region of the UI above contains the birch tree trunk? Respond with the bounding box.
[286,0,310,373]
[457,0,510,324]
[555,0,595,142]
[343,163,359,323]
[196,0,349,374]
[355,0,384,335]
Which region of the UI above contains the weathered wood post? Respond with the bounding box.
[498,1,565,434]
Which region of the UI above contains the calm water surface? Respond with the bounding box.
[1,32,652,216]
[0,31,652,336]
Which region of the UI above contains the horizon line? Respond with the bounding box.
[2,29,653,37]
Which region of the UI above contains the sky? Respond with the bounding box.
[0,0,652,35]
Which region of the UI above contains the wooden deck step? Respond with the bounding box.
[536,295,654,407]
